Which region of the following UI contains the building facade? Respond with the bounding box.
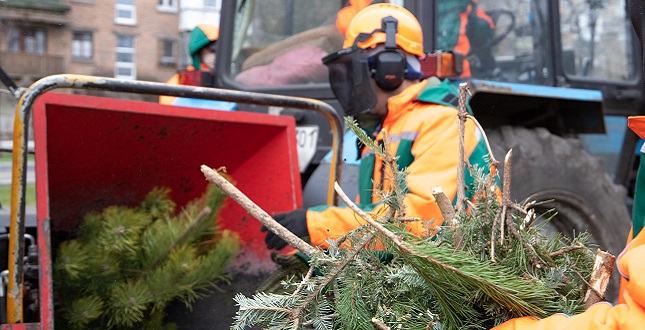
[0,0,182,85]
[0,0,183,138]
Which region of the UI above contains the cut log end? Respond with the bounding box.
[584,249,616,309]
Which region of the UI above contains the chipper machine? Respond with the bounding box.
[0,74,343,329]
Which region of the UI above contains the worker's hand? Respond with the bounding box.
[261,210,308,250]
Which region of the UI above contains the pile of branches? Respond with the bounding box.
[202,85,610,330]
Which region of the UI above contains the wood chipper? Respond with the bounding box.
[0,74,343,329]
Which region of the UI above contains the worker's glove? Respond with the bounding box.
[261,209,308,250]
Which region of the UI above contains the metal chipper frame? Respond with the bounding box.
[2,75,343,329]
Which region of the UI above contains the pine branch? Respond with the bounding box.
[64,295,104,328]
[346,119,382,155]
[335,182,554,324]
[147,206,212,270]
[505,209,544,269]
[55,186,237,329]
[232,292,303,329]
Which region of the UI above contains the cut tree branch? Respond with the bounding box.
[456,83,469,214]
[500,149,513,245]
[201,165,318,256]
[583,249,615,309]
[335,182,402,245]
[433,187,455,226]
[549,245,586,258]
[334,181,542,316]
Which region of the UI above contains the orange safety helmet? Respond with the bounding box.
[342,3,425,58]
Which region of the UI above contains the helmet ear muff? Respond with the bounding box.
[372,15,406,91]
[373,50,405,91]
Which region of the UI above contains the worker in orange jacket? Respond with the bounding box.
[159,23,221,106]
[437,0,495,77]
[262,4,496,252]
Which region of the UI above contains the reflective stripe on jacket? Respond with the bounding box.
[306,79,493,248]
[158,65,197,105]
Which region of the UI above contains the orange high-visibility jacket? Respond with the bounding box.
[492,116,645,330]
[306,80,494,248]
[158,65,197,105]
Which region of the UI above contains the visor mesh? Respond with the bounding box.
[324,48,377,116]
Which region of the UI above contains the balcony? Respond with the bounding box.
[0,52,64,77]
[0,0,70,26]
[2,0,70,13]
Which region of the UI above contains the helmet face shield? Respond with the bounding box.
[323,47,377,117]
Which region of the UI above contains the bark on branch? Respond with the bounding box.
[200,164,318,256]
[456,83,469,214]
[583,249,616,309]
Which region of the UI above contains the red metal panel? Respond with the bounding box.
[31,92,303,326]
[0,323,41,330]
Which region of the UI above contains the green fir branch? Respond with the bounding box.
[54,185,239,330]
[64,295,104,328]
[232,292,303,330]
[107,280,152,328]
[139,187,177,219]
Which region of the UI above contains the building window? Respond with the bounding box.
[115,0,136,25]
[160,39,177,66]
[8,26,46,54]
[72,31,93,60]
[203,0,218,8]
[115,35,136,79]
[157,0,177,12]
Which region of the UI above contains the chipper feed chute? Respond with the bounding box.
[32,92,303,274]
[4,75,342,329]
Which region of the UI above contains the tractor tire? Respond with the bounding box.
[486,126,631,302]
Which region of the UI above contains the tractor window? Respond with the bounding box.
[229,0,344,88]
[438,0,551,85]
[559,0,636,81]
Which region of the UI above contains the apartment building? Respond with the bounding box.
[0,0,183,137]
[1,0,182,85]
